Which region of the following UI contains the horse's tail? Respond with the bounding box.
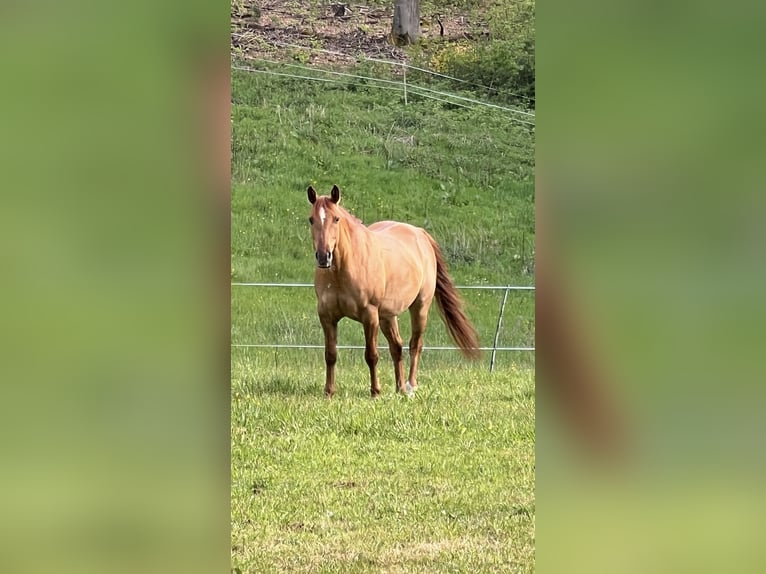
[426,233,482,360]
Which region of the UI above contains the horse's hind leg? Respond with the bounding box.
[407,298,433,392]
[380,316,405,393]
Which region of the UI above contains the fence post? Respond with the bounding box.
[402,62,408,105]
[489,287,510,373]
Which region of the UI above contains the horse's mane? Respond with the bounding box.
[324,199,363,227]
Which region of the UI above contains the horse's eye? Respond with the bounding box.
[333,216,340,224]
[309,217,314,225]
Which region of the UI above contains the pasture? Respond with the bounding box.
[231,66,535,572]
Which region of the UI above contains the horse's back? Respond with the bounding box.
[368,221,437,314]
[369,221,432,261]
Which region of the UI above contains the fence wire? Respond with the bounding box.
[231,283,535,370]
[232,53,535,125]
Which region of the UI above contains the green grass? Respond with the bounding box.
[231,67,535,572]
[232,353,534,573]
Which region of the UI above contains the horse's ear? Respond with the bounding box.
[330,185,341,204]
[307,186,317,204]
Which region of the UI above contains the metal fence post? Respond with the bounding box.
[402,62,408,105]
[489,287,510,373]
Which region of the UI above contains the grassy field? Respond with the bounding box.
[232,356,534,573]
[231,61,535,572]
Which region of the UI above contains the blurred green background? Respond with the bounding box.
[539,1,766,572]
[0,2,228,573]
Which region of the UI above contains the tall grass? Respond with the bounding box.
[231,69,534,284]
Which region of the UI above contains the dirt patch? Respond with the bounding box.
[333,479,361,488]
[232,1,481,67]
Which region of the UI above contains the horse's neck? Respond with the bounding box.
[334,217,369,273]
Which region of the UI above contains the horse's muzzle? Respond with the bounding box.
[316,250,333,268]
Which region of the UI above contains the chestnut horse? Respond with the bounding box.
[307,184,480,397]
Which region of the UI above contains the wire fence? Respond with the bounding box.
[231,38,535,126]
[231,33,536,105]
[231,282,534,372]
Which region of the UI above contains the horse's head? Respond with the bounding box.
[307,184,342,269]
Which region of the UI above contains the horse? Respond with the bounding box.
[306,184,481,397]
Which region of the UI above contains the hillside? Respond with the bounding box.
[230,0,535,348]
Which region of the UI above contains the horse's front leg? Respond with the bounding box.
[320,315,338,398]
[362,308,381,397]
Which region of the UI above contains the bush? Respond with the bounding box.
[431,0,535,107]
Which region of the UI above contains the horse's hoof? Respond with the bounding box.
[404,382,416,397]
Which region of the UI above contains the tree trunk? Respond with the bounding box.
[391,0,420,46]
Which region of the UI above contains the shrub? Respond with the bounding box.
[434,0,535,107]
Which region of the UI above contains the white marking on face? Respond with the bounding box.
[319,206,326,225]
